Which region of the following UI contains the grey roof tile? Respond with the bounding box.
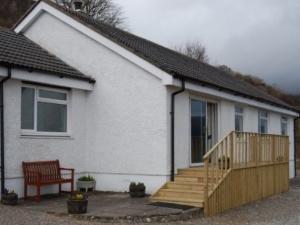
[0,30,95,83]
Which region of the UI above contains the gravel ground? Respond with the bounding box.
[1,180,300,225]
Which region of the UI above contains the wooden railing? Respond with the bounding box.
[203,131,289,216]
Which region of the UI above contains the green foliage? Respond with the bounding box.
[3,189,16,196]
[69,192,86,201]
[129,182,145,192]
[78,175,95,181]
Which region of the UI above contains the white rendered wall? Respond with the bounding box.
[3,79,88,196]
[23,12,169,193]
[171,88,296,178]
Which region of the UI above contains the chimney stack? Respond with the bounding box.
[73,0,83,11]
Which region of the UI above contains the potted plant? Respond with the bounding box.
[76,175,96,192]
[1,189,18,206]
[67,192,88,214]
[129,182,146,198]
[218,156,230,169]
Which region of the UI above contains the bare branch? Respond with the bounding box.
[56,0,126,28]
[173,40,209,63]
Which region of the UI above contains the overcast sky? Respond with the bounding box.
[114,0,300,94]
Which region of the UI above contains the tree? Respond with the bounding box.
[58,0,125,28]
[174,41,209,63]
[0,0,34,28]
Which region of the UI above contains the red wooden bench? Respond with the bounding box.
[22,160,74,202]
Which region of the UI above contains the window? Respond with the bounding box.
[235,106,243,132]
[281,116,288,135]
[21,85,69,134]
[258,111,268,134]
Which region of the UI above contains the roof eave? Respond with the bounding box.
[171,73,299,114]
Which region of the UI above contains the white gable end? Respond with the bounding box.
[14,1,173,85]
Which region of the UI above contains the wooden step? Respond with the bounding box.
[157,188,204,199]
[166,182,205,191]
[175,175,218,183]
[178,168,223,176]
[151,196,204,208]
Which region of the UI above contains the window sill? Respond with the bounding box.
[20,131,73,139]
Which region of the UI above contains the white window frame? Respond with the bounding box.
[258,110,268,134]
[281,116,288,136]
[21,84,71,137]
[235,106,244,132]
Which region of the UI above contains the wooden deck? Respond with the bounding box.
[151,131,290,216]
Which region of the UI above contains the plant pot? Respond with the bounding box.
[218,159,230,170]
[67,199,88,214]
[76,180,96,192]
[129,190,145,198]
[1,194,18,206]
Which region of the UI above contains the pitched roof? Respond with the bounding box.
[0,29,95,83]
[15,0,296,111]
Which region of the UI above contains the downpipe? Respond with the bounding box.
[170,79,185,181]
[0,66,11,194]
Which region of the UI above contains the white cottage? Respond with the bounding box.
[0,0,298,215]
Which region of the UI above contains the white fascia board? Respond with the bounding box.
[14,1,174,86]
[12,68,94,91]
[172,79,299,117]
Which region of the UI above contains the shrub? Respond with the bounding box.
[78,175,95,182]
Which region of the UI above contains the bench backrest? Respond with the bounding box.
[22,160,61,183]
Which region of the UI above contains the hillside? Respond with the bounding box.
[218,65,300,110]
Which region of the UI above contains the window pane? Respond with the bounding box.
[39,89,66,100]
[235,115,243,132]
[259,111,268,118]
[281,123,287,135]
[21,87,35,129]
[37,102,67,132]
[259,119,268,134]
[235,106,243,114]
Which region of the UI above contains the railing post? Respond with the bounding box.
[230,132,234,169]
[204,158,209,213]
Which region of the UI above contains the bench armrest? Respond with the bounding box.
[60,168,74,180]
[60,168,74,172]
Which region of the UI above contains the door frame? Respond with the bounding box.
[189,95,219,167]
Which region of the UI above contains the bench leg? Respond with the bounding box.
[59,183,62,194]
[71,181,74,193]
[35,185,41,202]
[24,183,27,200]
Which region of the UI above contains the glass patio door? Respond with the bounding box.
[190,99,218,165]
[191,99,207,165]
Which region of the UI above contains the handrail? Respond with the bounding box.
[203,131,234,160]
[203,131,289,204]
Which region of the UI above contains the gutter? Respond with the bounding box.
[170,78,185,181]
[0,66,11,194]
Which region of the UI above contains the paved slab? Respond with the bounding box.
[19,192,192,220]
